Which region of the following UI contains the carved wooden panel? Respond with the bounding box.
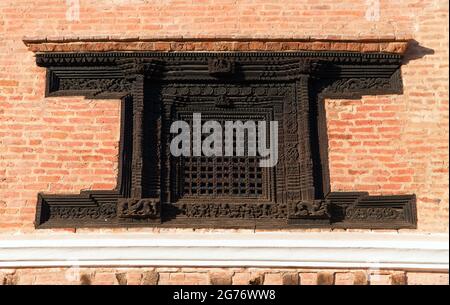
[33,51,416,229]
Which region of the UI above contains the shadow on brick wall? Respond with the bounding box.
[403,40,435,65]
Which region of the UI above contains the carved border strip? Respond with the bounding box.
[36,191,415,229]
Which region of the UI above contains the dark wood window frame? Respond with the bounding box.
[34,51,417,229]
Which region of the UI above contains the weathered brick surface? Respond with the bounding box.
[299,272,318,285]
[209,272,233,285]
[353,271,368,285]
[391,272,407,285]
[263,273,283,285]
[334,272,354,285]
[368,272,392,285]
[317,272,335,285]
[407,272,449,285]
[141,271,159,285]
[232,272,251,285]
[0,0,448,284]
[1,268,447,285]
[281,273,300,285]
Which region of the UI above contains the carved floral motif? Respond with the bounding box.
[208,58,235,76]
[49,203,116,220]
[288,200,330,219]
[177,203,287,219]
[59,78,131,94]
[345,207,403,221]
[117,198,160,219]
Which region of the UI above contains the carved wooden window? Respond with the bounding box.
[34,51,416,229]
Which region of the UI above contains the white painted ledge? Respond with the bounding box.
[0,232,448,270]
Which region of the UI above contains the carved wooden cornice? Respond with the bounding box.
[23,37,410,54]
[32,50,416,229]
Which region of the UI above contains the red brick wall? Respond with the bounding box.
[1,0,447,233]
[1,267,449,285]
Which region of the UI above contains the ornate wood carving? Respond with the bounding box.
[33,51,416,229]
[117,198,160,220]
[208,58,235,76]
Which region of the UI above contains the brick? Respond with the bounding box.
[353,271,368,285]
[249,273,265,285]
[157,273,171,285]
[391,272,407,285]
[232,272,251,285]
[407,272,449,285]
[0,80,19,87]
[183,273,209,285]
[1,273,18,285]
[369,273,391,285]
[317,272,335,285]
[299,273,318,285]
[209,272,233,285]
[335,272,354,285]
[141,271,159,285]
[263,273,283,285]
[80,274,93,285]
[92,272,117,285]
[282,273,300,285]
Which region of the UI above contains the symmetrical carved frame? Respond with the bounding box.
[34,51,417,229]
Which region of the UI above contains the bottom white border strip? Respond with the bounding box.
[0,232,448,270]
